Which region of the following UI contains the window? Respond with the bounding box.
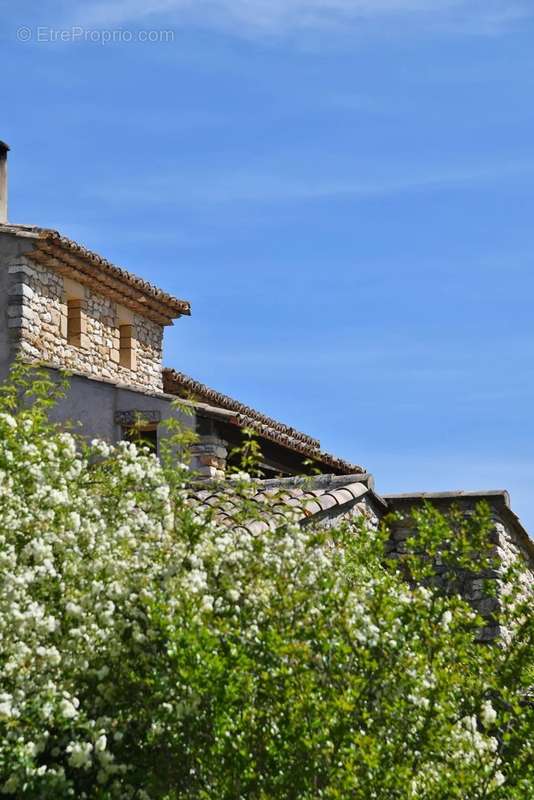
[122,424,158,454]
[67,299,88,349]
[119,324,137,370]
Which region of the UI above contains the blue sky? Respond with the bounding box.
[2,1,534,529]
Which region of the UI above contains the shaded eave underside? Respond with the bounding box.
[0,224,191,326]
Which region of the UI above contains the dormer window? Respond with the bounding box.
[67,299,88,349]
[119,324,137,370]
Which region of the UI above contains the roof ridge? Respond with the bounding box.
[254,473,372,490]
[164,369,366,475]
[163,368,320,448]
[185,476,373,534]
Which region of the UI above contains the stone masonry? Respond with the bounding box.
[384,493,534,639]
[6,256,164,393]
[190,437,229,480]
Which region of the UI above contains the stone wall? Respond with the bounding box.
[6,255,164,393]
[190,437,229,480]
[384,494,534,639]
[0,252,10,374]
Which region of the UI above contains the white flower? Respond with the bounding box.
[407,694,430,709]
[481,700,497,727]
[90,439,111,458]
[66,741,93,769]
[0,694,13,718]
[24,741,38,757]
[154,486,170,502]
[462,715,478,734]
[229,471,251,483]
[493,770,506,787]
[95,734,107,752]
[65,602,83,617]
[69,511,81,532]
[201,595,214,613]
[59,699,78,719]
[440,610,453,630]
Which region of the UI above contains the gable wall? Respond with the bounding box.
[3,252,164,393]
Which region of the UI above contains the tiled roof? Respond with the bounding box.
[164,368,365,475]
[165,369,319,446]
[187,473,375,535]
[188,479,533,563]
[0,223,191,325]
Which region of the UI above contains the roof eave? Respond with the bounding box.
[0,223,191,325]
[167,371,365,476]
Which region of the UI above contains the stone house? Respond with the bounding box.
[0,140,532,614]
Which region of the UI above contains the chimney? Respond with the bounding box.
[0,140,9,224]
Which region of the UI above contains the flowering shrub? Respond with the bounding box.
[0,364,532,799]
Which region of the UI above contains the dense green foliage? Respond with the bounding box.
[0,364,532,798]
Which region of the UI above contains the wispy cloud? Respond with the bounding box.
[68,0,533,37]
[83,156,534,208]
